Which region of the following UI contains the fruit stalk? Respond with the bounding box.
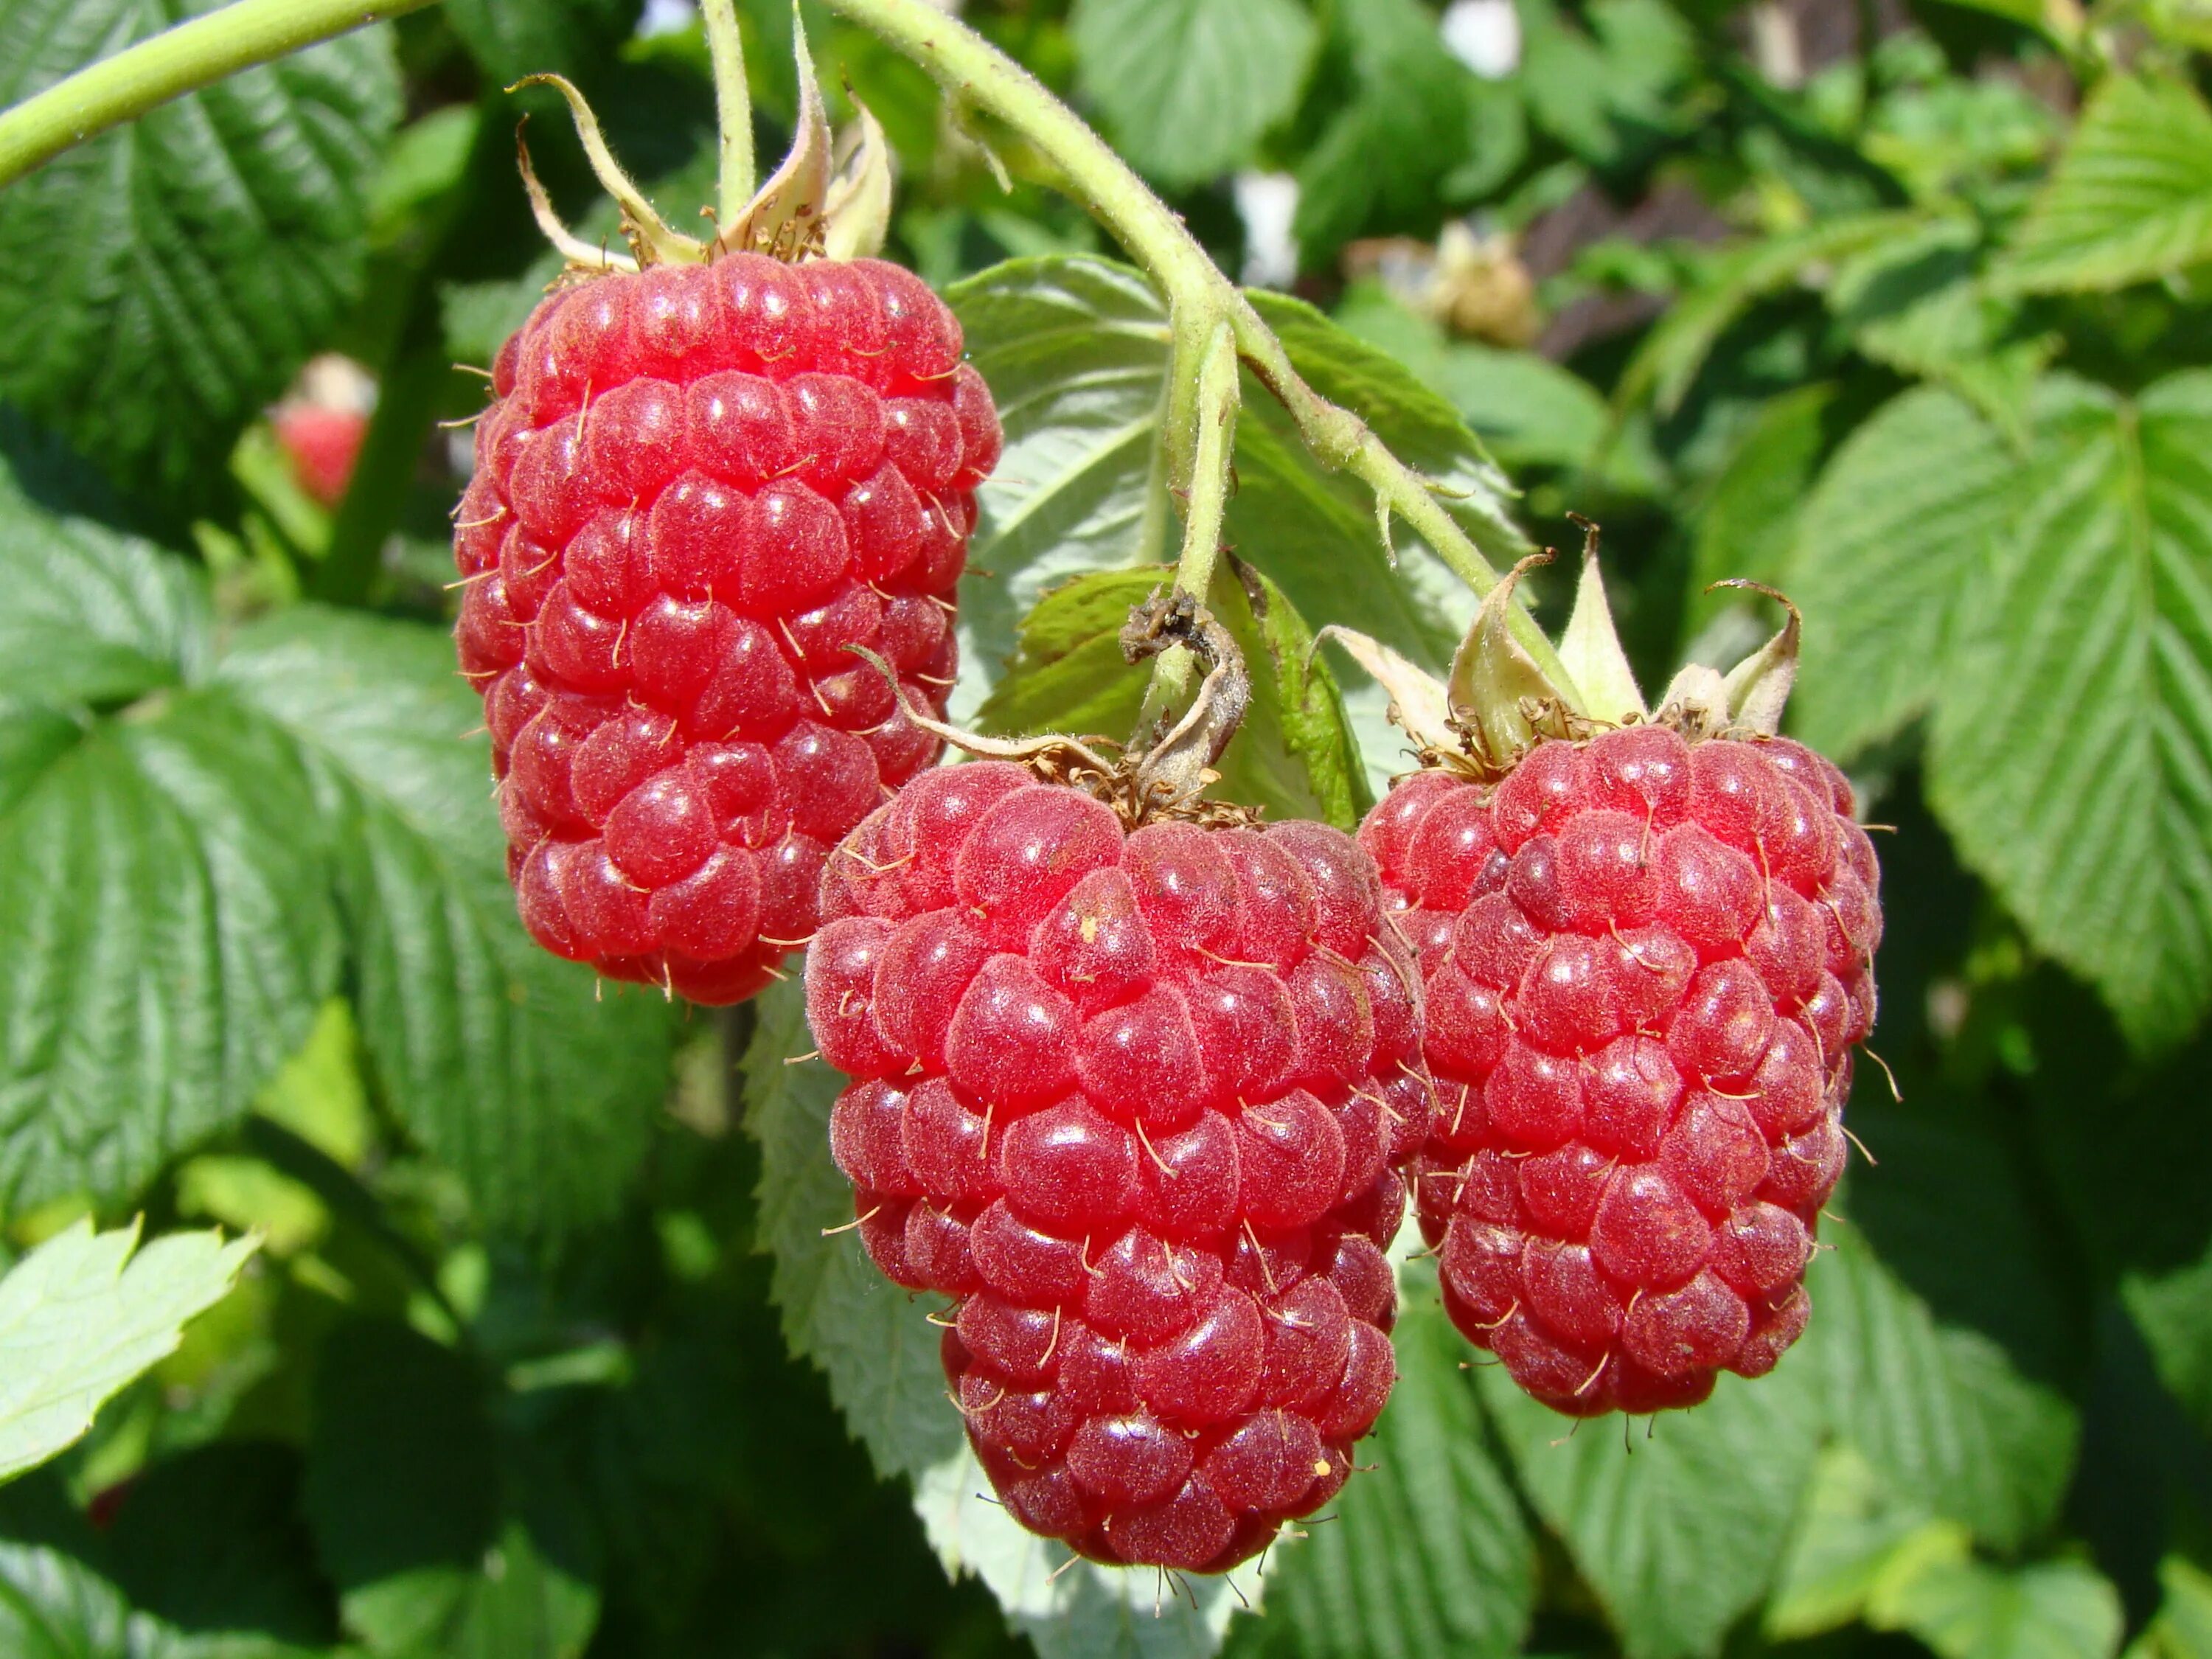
[699,0,757,223]
[810,0,1574,690]
[0,0,435,189]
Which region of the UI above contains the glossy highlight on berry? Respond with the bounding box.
[455,256,1000,1002]
[807,764,1433,1571]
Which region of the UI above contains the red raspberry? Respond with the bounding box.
[453,256,999,1002]
[274,403,366,507]
[1363,728,1879,1414]
[807,764,1433,1571]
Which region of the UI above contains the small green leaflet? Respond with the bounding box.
[1998,74,2212,296]
[1870,1554,2124,1659]
[1069,0,1317,190]
[0,1219,256,1486]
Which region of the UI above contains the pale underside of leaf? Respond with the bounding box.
[0,1218,256,1485]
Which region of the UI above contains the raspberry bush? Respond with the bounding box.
[5,1,2210,1658]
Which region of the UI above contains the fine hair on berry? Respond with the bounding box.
[1364,726,1879,1414]
[454,254,1001,1002]
[807,762,1434,1571]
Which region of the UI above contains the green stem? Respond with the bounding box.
[1139,319,1239,723]
[699,0,756,229]
[808,0,1571,687]
[0,0,436,190]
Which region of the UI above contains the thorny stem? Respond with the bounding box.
[0,0,437,190]
[811,0,1574,692]
[699,0,757,229]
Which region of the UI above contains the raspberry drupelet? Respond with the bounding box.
[804,597,1433,1573]
[456,254,1001,1003]
[1366,727,1878,1414]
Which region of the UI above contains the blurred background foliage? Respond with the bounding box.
[1,0,2211,1655]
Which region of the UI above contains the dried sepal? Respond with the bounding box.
[1714,580,1801,737]
[726,17,835,257]
[510,74,703,266]
[849,593,1262,829]
[1120,588,1251,813]
[1445,553,1585,773]
[516,123,639,274]
[1314,625,1454,754]
[821,94,895,262]
[1555,518,1646,728]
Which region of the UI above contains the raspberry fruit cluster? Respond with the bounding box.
[454,256,999,1001]
[807,760,1433,1571]
[1363,728,1878,1413]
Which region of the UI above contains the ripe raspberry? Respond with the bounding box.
[807,764,1432,1571]
[274,403,366,508]
[1363,728,1879,1414]
[453,256,999,1002]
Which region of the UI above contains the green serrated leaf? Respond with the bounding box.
[0,1220,254,1486]
[0,444,210,707]
[1786,385,2018,760]
[0,1531,321,1658]
[1870,1554,2125,1659]
[1477,1349,1823,1659]
[1998,74,2212,296]
[304,1318,599,1659]
[973,561,1367,827]
[1765,1447,1964,1641]
[1798,1232,2078,1551]
[0,0,401,507]
[0,690,342,1211]
[218,608,676,1235]
[1069,0,1316,189]
[1259,1297,1534,1659]
[1927,372,2212,1051]
[1619,213,1921,416]
[1515,0,1694,170]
